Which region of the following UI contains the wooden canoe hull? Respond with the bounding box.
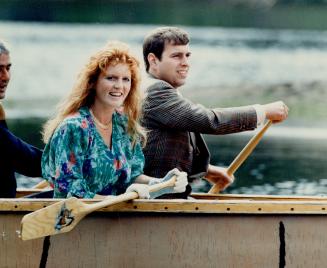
[2,193,327,267]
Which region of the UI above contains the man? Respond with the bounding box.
[141,27,289,195]
[0,40,42,197]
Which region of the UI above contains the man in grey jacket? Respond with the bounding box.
[141,27,289,195]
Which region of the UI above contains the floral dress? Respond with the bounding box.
[41,106,145,198]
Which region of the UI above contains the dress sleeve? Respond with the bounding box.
[129,139,145,181]
[41,119,95,198]
[143,81,257,134]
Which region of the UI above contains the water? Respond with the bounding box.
[199,130,327,196]
[9,116,327,196]
[2,21,327,195]
[1,22,327,117]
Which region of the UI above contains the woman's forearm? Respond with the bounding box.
[134,174,155,184]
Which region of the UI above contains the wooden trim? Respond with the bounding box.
[192,193,327,201]
[2,197,327,215]
[16,189,327,202]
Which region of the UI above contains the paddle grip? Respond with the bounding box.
[209,120,272,194]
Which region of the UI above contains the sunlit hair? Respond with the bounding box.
[0,39,10,55]
[43,41,146,147]
[143,27,189,72]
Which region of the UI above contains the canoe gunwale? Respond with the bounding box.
[2,195,327,215]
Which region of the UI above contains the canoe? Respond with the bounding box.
[1,190,327,267]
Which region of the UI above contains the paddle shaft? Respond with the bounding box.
[33,180,50,189]
[209,120,272,194]
[88,176,177,211]
[20,176,177,240]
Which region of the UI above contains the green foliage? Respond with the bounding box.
[1,0,327,29]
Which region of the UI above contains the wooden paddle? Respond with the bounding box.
[21,176,177,240]
[32,180,50,189]
[208,120,272,194]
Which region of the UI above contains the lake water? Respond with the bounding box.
[2,21,327,195]
[12,118,327,196]
[200,129,327,196]
[1,21,327,117]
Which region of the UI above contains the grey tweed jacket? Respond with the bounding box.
[141,78,258,179]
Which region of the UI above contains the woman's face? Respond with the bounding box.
[94,63,132,109]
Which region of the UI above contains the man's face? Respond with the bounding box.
[154,42,191,88]
[0,53,11,99]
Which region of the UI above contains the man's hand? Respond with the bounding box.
[205,165,234,191]
[262,101,289,123]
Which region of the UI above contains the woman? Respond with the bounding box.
[42,41,187,199]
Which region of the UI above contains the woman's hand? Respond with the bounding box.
[171,170,188,193]
[128,168,189,199]
[125,183,150,199]
[148,168,189,198]
[149,168,188,192]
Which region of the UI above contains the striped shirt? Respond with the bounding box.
[141,77,257,179]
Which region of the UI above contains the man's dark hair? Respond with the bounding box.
[0,40,10,55]
[143,27,190,72]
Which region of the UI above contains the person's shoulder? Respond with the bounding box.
[143,76,174,92]
[149,80,173,91]
[143,79,178,103]
[57,107,91,134]
[62,112,84,127]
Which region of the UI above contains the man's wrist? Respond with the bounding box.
[253,104,266,126]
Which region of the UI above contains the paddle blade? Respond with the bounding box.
[21,197,88,240]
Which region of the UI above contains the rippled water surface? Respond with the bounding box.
[10,119,327,196]
[2,22,327,195]
[1,22,327,117]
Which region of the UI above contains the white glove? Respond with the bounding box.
[172,171,188,193]
[149,168,189,198]
[125,183,150,199]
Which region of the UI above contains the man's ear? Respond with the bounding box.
[147,53,158,68]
